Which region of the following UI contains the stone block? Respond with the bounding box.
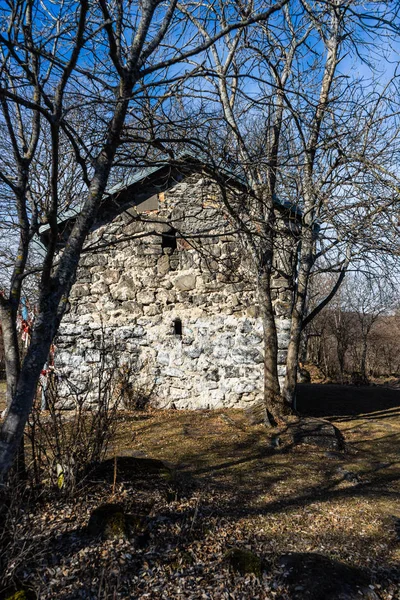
[156,289,176,304]
[157,352,170,366]
[70,283,90,299]
[110,284,136,301]
[143,304,161,316]
[277,318,291,331]
[223,366,242,378]
[91,282,109,296]
[85,350,101,363]
[212,345,229,359]
[238,318,253,333]
[246,305,259,317]
[173,273,196,291]
[277,332,290,348]
[80,254,108,268]
[231,347,263,365]
[164,367,185,378]
[143,245,162,255]
[232,381,256,394]
[120,301,143,317]
[157,255,170,276]
[169,387,191,400]
[137,290,155,305]
[135,256,158,268]
[184,346,202,359]
[102,269,120,285]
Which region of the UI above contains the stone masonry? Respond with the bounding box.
[53,163,299,409]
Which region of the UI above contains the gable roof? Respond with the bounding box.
[38,152,303,237]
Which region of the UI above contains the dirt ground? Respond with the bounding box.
[1,382,400,599]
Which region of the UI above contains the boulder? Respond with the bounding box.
[288,417,345,451]
[226,548,263,578]
[91,456,173,483]
[87,503,128,540]
[278,553,380,600]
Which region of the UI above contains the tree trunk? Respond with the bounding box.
[360,338,368,383]
[0,303,20,412]
[283,229,314,407]
[257,267,293,425]
[0,303,56,481]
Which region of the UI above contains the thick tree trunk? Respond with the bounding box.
[0,304,56,481]
[255,266,294,425]
[0,303,20,412]
[283,230,314,407]
[0,302,28,480]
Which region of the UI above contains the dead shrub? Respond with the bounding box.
[25,348,124,493]
[115,357,154,411]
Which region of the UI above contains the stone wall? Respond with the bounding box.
[55,171,299,409]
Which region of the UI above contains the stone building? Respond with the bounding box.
[45,157,300,409]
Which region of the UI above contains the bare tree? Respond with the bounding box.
[0,0,291,480]
[167,0,400,423]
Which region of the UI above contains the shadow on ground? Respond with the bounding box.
[4,384,400,599]
[297,383,400,418]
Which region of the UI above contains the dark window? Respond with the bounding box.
[162,228,177,253]
[173,318,182,336]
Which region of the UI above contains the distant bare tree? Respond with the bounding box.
[306,273,398,383]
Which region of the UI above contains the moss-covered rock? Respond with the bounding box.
[126,514,146,534]
[87,503,128,540]
[5,590,35,600]
[226,548,263,578]
[91,456,173,483]
[5,593,27,600]
[87,504,151,545]
[288,417,345,451]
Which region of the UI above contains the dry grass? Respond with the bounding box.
[112,399,400,572]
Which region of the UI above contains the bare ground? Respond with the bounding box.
[1,383,400,599]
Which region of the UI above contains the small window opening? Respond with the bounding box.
[162,228,177,253]
[173,318,182,337]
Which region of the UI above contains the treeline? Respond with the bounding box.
[306,311,400,384]
[305,275,399,384]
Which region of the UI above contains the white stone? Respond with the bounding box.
[137,290,155,305]
[169,387,191,399]
[232,380,256,394]
[172,273,196,291]
[212,345,228,359]
[164,367,185,378]
[157,352,170,366]
[184,346,202,359]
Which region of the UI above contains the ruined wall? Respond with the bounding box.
[56,173,299,409]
